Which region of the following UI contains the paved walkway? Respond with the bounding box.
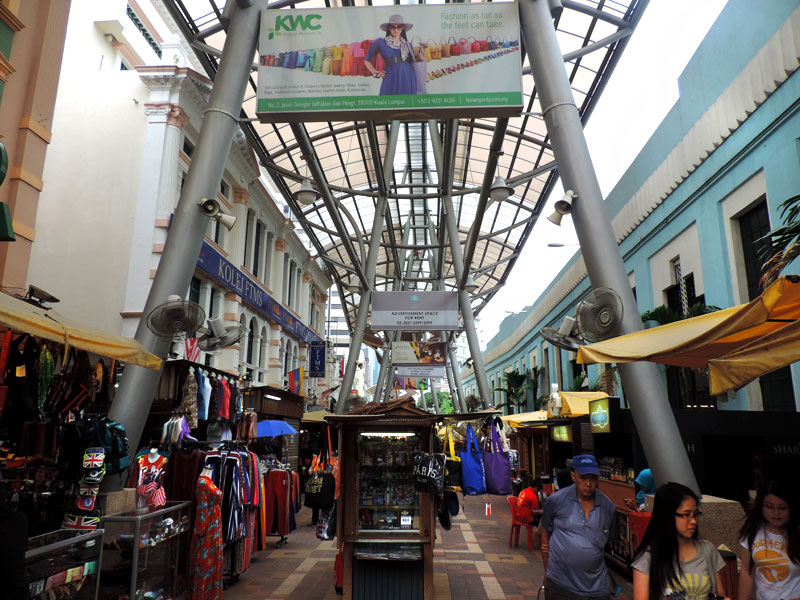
[224,496,634,599]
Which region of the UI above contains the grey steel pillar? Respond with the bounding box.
[448,345,468,412]
[429,378,441,414]
[107,0,263,467]
[334,124,400,414]
[431,120,493,409]
[444,361,460,412]
[519,0,698,492]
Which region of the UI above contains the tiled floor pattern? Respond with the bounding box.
[224,496,634,599]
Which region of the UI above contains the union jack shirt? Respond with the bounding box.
[83,447,105,469]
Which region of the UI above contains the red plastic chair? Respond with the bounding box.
[507,496,536,551]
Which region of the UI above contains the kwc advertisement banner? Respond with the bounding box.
[392,341,447,366]
[197,241,322,345]
[372,291,459,331]
[257,4,522,122]
[308,341,326,378]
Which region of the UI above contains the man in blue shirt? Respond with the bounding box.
[540,454,616,600]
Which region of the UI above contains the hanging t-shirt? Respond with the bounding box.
[632,540,724,600]
[740,527,800,600]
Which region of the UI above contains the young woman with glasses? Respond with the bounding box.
[738,480,800,600]
[365,14,417,96]
[632,482,730,600]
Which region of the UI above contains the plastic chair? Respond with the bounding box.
[507,496,536,551]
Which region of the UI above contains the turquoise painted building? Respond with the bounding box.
[464,0,800,416]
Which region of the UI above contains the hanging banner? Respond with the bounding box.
[395,365,446,378]
[392,341,447,365]
[257,3,522,122]
[308,341,326,378]
[372,291,459,330]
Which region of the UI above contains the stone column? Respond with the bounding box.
[271,238,287,301]
[229,186,250,262]
[267,323,283,387]
[219,291,242,372]
[301,271,312,321]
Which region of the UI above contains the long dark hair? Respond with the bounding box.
[633,482,700,599]
[739,480,800,570]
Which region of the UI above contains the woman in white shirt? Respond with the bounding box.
[738,481,800,600]
[632,482,729,600]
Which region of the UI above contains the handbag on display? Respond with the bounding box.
[297,50,307,69]
[470,37,481,53]
[304,49,315,71]
[449,36,461,56]
[443,426,462,493]
[481,421,513,496]
[459,37,471,55]
[304,454,336,509]
[316,500,337,540]
[488,36,497,50]
[412,451,446,495]
[327,428,340,500]
[458,424,486,495]
[440,37,451,58]
[479,39,489,52]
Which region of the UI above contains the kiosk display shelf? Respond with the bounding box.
[26,528,103,600]
[98,501,191,600]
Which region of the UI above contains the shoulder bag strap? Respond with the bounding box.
[447,426,456,459]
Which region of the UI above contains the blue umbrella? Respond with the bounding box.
[256,419,298,438]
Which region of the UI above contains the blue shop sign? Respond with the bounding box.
[308,342,326,378]
[197,241,322,344]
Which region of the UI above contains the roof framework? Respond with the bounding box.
[160,0,645,344]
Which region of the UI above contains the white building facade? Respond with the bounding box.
[28,0,333,397]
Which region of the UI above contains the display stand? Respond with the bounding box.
[598,480,651,567]
[26,528,104,600]
[99,500,191,600]
[328,401,438,600]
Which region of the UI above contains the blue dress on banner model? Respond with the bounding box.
[366,37,417,96]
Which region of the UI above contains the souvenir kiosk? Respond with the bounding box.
[327,400,437,600]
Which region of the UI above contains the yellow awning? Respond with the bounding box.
[301,409,334,422]
[577,276,800,394]
[500,410,549,427]
[0,293,162,370]
[556,391,608,417]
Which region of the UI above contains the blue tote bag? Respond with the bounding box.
[459,424,486,495]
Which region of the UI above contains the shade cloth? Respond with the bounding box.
[500,410,549,428]
[577,276,800,394]
[556,391,609,417]
[0,292,162,370]
[301,409,334,423]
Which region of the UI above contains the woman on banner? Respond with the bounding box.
[365,14,417,95]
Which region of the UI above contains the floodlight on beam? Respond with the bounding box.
[294,178,321,206]
[489,175,514,203]
[464,277,479,294]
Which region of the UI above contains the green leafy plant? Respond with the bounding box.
[757,194,800,289]
[493,369,534,415]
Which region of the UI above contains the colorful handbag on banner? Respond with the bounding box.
[313,48,324,72]
[321,46,333,75]
[428,39,441,60]
[297,50,307,69]
[481,421,513,496]
[304,49,315,71]
[488,36,497,50]
[444,426,462,493]
[510,39,519,47]
[479,39,489,52]
[458,424,486,495]
[459,37,471,55]
[470,37,481,53]
[440,37,451,58]
[503,37,511,48]
[287,50,299,69]
[449,36,461,56]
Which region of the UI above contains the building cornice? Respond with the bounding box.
[0,3,24,32]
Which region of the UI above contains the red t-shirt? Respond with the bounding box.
[515,487,540,523]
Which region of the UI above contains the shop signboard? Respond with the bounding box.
[372,291,459,330]
[551,425,572,443]
[256,4,522,122]
[392,341,447,366]
[395,365,445,378]
[197,241,322,344]
[308,341,326,378]
[589,398,611,434]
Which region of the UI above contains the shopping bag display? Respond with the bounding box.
[458,424,486,495]
[482,422,512,496]
[444,426,462,493]
[316,500,337,540]
[412,451,446,495]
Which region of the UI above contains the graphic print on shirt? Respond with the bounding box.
[752,536,790,583]
[666,573,712,600]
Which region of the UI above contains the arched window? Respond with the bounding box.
[259,326,268,382]
[246,318,256,365]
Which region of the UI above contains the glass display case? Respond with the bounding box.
[357,432,423,533]
[99,501,191,600]
[26,528,103,600]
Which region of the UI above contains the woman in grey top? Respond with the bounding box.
[632,482,730,600]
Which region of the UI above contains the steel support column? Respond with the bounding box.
[447,344,468,412]
[334,122,400,414]
[107,0,263,469]
[436,120,492,409]
[519,0,698,492]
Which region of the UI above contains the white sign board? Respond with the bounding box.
[257,4,522,122]
[395,365,446,378]
[372,291,459,330]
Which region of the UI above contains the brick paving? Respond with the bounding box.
[224,496,634,600]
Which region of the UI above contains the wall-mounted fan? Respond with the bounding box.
[541,315,584,351]
[198,317,245,352]
[464,394,483,410]
[146,295,206,338]
[576,287,624,342]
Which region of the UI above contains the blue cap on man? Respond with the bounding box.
[572,454,600,476]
